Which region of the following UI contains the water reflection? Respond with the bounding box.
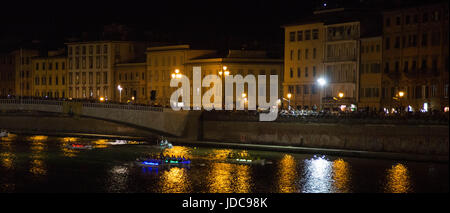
[59,137,80,157]
[0,141,15,170]
[301,156,333,193]
[205,149,252,193]
[384,163,412,193]
[28,136,47,176]
[92,139,109,149]
[0,140,16,192]
[163,146,193,159]
[332,159,351,193]
[106,165,130,193]
[277,154,298,193]
[159,167,191,193]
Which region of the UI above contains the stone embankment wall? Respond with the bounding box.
[202,120,449,155]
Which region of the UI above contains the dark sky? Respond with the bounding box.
[0,0,439,51]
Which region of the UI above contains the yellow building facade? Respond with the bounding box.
[32,50,68,98]
[358,36,382,111]
[11,49,39,97]
[283,22,324,110]
[145,45,215,106]
[114,62,147,103]
[184,50,284,109]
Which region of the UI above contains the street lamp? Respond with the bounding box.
[218,65,229,109]
[287,93,292,110]
[317,77,327,110]
[117,85,123,103]
[338,92,344,98]
[171,69,182,79]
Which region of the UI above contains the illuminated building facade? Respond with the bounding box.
[31,49,68,98]
[114,61,147,103]
[381,2,449,112]
[359,36,382,111]
[66,41,144,100]
[11,49,39,97]
[145,45,215,106]
[282,22,324,110]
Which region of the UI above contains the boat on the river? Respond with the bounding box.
[157,137,173,149]
[136,154,190,168]
[224,153,270,165]
[0,130,9,138]
[107,140,128,145]
[66,143,93,150]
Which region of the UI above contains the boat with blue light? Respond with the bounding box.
[136,154,191,168]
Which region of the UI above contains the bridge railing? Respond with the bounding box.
[82,102,163,112]
[0,99,163,112]
[0,99,63,106]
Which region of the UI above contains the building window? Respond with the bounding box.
[290,50,293,60]
[297,31,303,41]
[305,49,309,59]
[385,37,390,50]
[395,36,400,48]
[422,33,428,46]
[290,68,293,78]
[297,68,301,78]
[404,61,409,73]
[385,18,391,27]
[313,66,316,77]
[423,13,428,23]
[312,29,319,40]
[297,49,301,60]
[289,32,295,42]
[396,16,401,25]
[103,56,108,68]
[103,72,108,84]
[305,67,309,77]
[305,30,311,40]
[313,48,316,59]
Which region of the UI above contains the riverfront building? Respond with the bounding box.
[359,36,383,111]
[31,49,68,98]
[283,7,382,111]
[381,2,449,112]
[0,53,15,97]
[66,41,145,100]
[11,49,39,97]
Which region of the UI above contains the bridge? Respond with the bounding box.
[0,99,201,139]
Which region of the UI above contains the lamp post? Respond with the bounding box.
[398,91,405,113]
[287,93,292,110]
[317,78,327,111]
[218,66,229,109]
[117,85,123,103]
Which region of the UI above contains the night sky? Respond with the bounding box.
[0,0,439,52]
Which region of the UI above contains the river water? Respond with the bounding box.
[0,134,447,193]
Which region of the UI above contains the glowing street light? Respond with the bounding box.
[338,92,344,98]
[398,91,405,98]
[317,77,327,110]
[171,69,182,79]
[317,78,327,87]
[117,85,123,103]
[99,96,105,102]
[287,93,292,110]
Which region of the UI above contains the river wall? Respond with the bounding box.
[202,120,449,155]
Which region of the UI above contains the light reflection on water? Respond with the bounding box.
[0,134,446,193]
[28,136,47,176]
[384,163,412,193]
